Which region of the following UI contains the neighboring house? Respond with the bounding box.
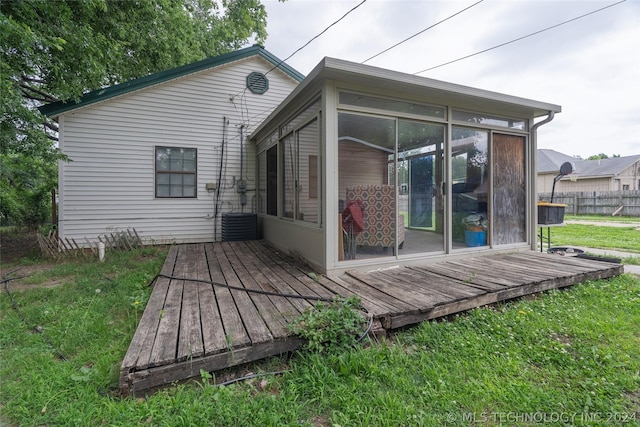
[537,149,640,193]
[40,46,304,244]
[42,48,563,275]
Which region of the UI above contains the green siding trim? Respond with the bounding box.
[39,45,304,117]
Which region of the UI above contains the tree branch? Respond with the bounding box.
[43,120,59,133]
[21,74,46,84]
[19,82,59,103]
[20,88,51,103]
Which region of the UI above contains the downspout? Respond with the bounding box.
[529,111,555,250]
[238,125,247,213]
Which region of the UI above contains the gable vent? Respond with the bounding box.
[246,72,269,94]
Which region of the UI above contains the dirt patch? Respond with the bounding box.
[0,230,60,291]
[1,262,61,292]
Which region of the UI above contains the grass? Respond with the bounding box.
[549,223,640,252]
[565,214,640,224]
[548,223,640,265]
[1,245,639,426]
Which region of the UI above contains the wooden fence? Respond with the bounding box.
[37,228,142,260]
[538,190,640,217]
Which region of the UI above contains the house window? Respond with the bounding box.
[281,118,321,223]
[623,184,630,191]
[282,133,296,218]
[155,147,197,198]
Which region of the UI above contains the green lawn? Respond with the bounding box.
[565,214,640,224]
[548,223,640,265]
[1,247,639,426]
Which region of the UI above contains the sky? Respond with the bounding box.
[259,0,639,158]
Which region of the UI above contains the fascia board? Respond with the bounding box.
[321,57,562,118]
[39,46,304,118]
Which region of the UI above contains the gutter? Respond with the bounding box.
[530,111,556,251]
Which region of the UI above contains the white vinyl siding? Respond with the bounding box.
[58,56,298,244]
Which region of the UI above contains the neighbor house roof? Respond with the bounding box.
[537,149,579,174]
[537,149,640,178]
[575,155,640,178]
[39,45,304,118]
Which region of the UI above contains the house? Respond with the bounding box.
[250,57,561,274]
[39,46,304,244]
[41,48,563,276]
[537,149,640,193]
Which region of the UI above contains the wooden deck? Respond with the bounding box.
[120,241,623,395]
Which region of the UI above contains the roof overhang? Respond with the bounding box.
[252,57,561,140]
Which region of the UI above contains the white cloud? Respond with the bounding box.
[263,0,640,157]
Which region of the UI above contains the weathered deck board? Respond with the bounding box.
[120,242,624,395]
[195,245,226,355]
[347,270,436,308]
[213,243,273,345]
[224,242,290,338]
[388,268,485,299]
[203,243,249,349]
[408,264,508,292]
[231,243,304,324]
[244,240,331,304]
[120,246,178,371]
[177,244,204,362]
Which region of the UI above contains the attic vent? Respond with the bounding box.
[246,72,269,94]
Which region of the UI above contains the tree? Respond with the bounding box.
[1,0,268,227]
[587,153,621,160]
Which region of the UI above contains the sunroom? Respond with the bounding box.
[251,57,561,275]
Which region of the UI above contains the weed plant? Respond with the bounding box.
[288,296,367,352]
[1,248,639,426]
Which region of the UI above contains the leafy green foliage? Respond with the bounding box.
[0,153,56,227]
[0,0,269,226]
[586,153,620,160]
[288,296,367,352]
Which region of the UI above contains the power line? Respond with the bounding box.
[230,0,367,102]
[362,0,483,64]
[275,0,368,70]
[414,0,626,75]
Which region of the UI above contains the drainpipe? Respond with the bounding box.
[238,125,247,212]
[530,111,555,251]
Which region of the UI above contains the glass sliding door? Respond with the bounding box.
[338,112,396,260]
[451,127,489,248]
[397,120,445,254]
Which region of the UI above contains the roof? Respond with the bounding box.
[575,155,640,177]
[252,56,562,140]
[39,45,305,117]
[537,149,640,177]
[537,149,579,173]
